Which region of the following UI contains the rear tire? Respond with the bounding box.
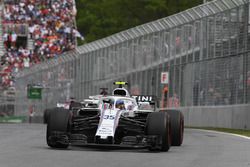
[46,108,70,148]
[164,110,184,146]
[146,112,171,151]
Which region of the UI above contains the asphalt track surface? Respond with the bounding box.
[0,124,250,167]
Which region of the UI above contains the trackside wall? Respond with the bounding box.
[180,104,250,129]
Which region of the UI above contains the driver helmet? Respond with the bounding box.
[115,100,125,110]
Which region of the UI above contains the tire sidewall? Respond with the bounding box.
[46,108,71,148]
[146,112,171,151]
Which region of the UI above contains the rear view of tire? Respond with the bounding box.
[165,110,184,146]
[146,112,171,152]
[46,108,70,148]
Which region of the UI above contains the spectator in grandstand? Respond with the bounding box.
[3,32,9,48]
[10,31,17,47]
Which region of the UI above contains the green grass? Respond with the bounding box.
[186,127,250,137]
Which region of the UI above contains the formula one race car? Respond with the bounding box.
[46,82,184,151]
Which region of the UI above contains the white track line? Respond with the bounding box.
[192,129,250,140]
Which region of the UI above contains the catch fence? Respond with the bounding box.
[4,0,250,120]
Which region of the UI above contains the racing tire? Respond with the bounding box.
[146,112,171,152]
[164,109,184,146]
[46,108,70,148]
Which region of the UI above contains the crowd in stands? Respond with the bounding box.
[0,0,83,88]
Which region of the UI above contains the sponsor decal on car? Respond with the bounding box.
[95,109,122,139]
[132,95,154,102]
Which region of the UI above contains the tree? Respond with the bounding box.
[76,0,203,43]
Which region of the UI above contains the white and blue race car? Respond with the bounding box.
[46,82,184,151]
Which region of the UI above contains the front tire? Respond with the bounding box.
[46,108,70,148]
[146,112,171,151]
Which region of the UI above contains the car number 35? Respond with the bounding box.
[103,115,115,120]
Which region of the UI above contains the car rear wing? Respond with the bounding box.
[132,95,158,111]
[134,95,157,105]
[132,95,156,103]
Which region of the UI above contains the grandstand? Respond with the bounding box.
[0,0,83,118]
[0,0,80,89]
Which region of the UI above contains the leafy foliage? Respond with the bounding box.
[76,0,203,43]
